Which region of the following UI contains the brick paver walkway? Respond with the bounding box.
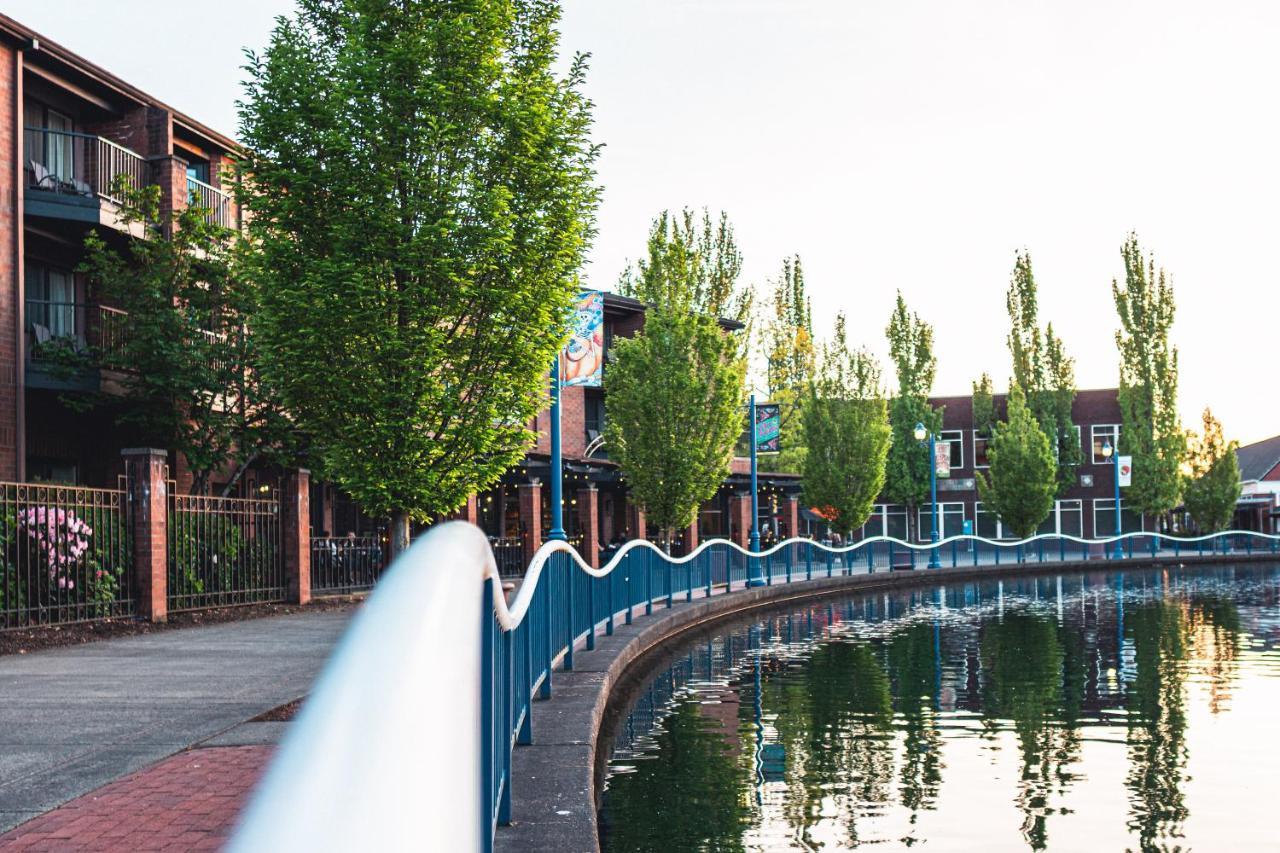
[0,746,272,852]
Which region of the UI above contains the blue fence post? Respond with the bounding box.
[607,568,615,635]
[1037,539,1044,563]
[498,626,514,825]
[666,559,674,608]
[951,540,957,568]
[625,554,634,625]
[706,551,714,598]
[586,573,596,652]
[644,549,653,615]
[539,576,552,700]
[480,582,495,850]
[564,556,575,671]
[973,539,979,567]
[519,622,533,745]
[786,547,793,583]
[1059,538,1066,562]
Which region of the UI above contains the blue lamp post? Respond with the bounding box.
[1101,439,1122,558]
[548,358,566,542]
[914,422,942,569]
[747,394,764,586]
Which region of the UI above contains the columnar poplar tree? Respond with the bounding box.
[801,313,890,532]
[238,0,600,553]
[606,211,749,549]
[1006,251,1081,495]
[764,256,814,473]
[977,385,1056,539]
[1182,408,1240,533]
[884,293,941,541]
[1113,234,1185,522]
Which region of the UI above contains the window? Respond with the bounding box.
[917,502,966,540]
[940,430,964,470]
[1058,499,1083,537]
[26,262,77,340]
[974,502,1007,539]
[25,101,76,184]
[186,161,211,184]
[973,429,991,468]
[1093,499,1144,537]
[884,505,908,540]
[1091,424,1120,464]
[856,504,886,541]
[583,388,605,450]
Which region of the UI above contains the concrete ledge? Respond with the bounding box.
[492,551,1277,853]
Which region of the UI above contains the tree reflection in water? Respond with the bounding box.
[600,566,1265,853]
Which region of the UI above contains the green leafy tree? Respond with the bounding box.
[1182,408,1240,533]
[238,0,600,552]
[1113,234,1185,522]
[763,256,814,473]
[972,372,996,437]
[801,313,890,532]
[606,212,748,548]
[1005,251,1081,496]
[884,293,941,540]
[70,181,292,494]
[977,385,1056,539]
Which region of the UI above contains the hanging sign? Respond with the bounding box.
[755,404,781,453]
[935,441,951,479]
[560,290,605,387]
[1118,455,1133,488]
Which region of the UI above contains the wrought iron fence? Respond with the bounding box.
[490,537,524,577]
[310,536,385,596]
[167,490,283,611]
[0,482,132,629]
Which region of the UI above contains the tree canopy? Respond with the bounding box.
[883,293,941,539]
[1113,234,1185,519]
[763,256,814,473]
[605,210,748,545]
[977,385,1056,539]
[801,313,890,532]
[238,0,599,550]
[1182,408,1240,534]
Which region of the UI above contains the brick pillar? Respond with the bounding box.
[518,481,542,564]
[685,519,699,553]
[785,495,800,540]
[453,494,479,524]
[629,500,647,541]
[578,486,600,567]
[283,469,311,605]
[730,493,752,549]
[123,449,168,622]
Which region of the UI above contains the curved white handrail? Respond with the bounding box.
[232,522,1277,851]
[229,522,496,852]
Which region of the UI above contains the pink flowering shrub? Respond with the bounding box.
[19,506,93,590]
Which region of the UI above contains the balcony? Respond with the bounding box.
[186,176,237,230]
[24,128,148,230]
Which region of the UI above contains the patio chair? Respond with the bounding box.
[27,160,58,191]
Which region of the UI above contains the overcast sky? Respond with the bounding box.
[10,0,1277,443]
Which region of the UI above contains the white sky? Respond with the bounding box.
[12,0,1278,443]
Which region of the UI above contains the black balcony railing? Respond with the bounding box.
[24,128,147,205]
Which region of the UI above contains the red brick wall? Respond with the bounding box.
[518,482,542,563]
[0,45,19,481]
[532,383,587,458]
[577,486,599,567]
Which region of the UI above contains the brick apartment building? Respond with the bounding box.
[850,387,1137,543]
[0,14,801,562]
[0,14,242,489]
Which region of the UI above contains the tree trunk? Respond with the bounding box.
[389,511,411,558]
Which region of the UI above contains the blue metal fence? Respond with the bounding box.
[480,528,1280,849]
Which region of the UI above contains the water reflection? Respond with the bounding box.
[599,565,1280,852]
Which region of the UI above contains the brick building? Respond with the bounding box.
[0,14,243,490]
[1235,434,1280,534]
[849,387,1137,542]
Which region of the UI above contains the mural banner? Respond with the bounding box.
[560,290,604,387]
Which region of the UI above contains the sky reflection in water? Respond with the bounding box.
[599,564,1280,852]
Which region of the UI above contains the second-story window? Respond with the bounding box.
[186,161,211,184]
[1091,424,1120,464]
[26,262,77,340]
[584,388,606,451]
[940,429,964,470]
[25,101,76,186]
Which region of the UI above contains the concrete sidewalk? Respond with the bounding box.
[0,609,352,832]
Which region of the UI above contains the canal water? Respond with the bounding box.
[598,564,1280,852]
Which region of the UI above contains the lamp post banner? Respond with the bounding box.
[754,404,781,453]
[934,441,951,479]
[1118,455,1133,488]
[559,290,604,387]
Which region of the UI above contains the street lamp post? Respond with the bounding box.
[1101,439,1122,558]
[747,394,764,587]
[914,422,942,569]
[548,358,566,542]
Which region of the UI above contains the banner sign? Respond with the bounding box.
[754,404,781,453]
[1118,455,1133,488]
[560,290,604,387]
[935,441,951,479]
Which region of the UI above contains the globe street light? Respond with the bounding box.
[915,421,942,569]
[1101,439,1123,558]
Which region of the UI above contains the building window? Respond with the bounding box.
[973,430,991,468]
[974,502,1005,539]
[1093,498,1143,537]
[25,101,77,184]
[1091,424,1120,464]
[26,262,78,340]
[939,430,964,470]
[583,388,605,452]
[917,502,966,540]
[186,161,211,184]
[884,505,908,540]
[1058,499,1083,537]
